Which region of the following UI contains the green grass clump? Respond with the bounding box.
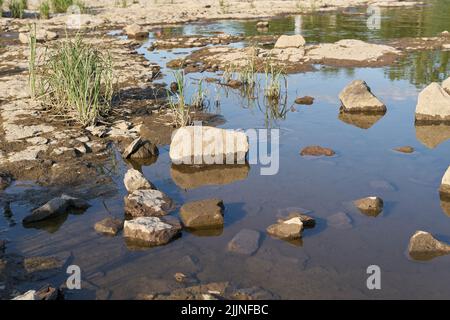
[29,24,37,99]
[9,0,26,18]
[39,36,114,126]
[168,71,191,127]
[51,0,85,13]
[39,1,50,19]
[0,0,4,17]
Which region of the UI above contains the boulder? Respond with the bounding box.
[124,168,155,193]
[124,216,181,246]
[443,77,450,94]
[122,137,158,159]
[440,166,450,194]
[18,30,58,44]
[227,79,243,88]
[266,217,303,240]
[415,82,450,123]
[23,194,90,224]
[179,199,224,229]
[339,80,386,113]
[353,196,383,216]
[94,217,123,236]
[394,146,414,153]
[408,230,450,261]
[124,189,174,217]
[300,145,335,156]
[124,24,148,39]
[227,229,260,255]
[274,35,306,49]
[169,126,248,165]
[279,212,316,228]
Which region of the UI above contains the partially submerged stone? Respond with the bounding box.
[267,217,303,240]
[415,82,450,123]
[327,212,352,229]
[394,146,415,153]
[122,137,158,159]
[408,230,450,261]
[23,194,90,224]
[124,168,155,193]
[300,145,335,157]
[295,96,314,105]
[124,24,148,39]
[339,80,386,113]
[353,196,383,216]
[440,166,450,194]
[94,217,123,236]
[227,229,260,255]
[169,126,248,165]
[179,199,224,229]
[124,189,174,217]
[279,212,316,228]
[124,216,181,246]
[274,35,306,49]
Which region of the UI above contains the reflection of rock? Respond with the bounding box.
[408,230,450,261]
[170,164,250,190]
[439,192,450,217]
[338,111,385,129]
[440,166,450,195]
[415,124,450,148]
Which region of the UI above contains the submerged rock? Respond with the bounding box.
[0,172,13,190]
[124,189,174,217]
[124,216,181,246]
[124,168,155,193]
[256,21,269,28]
[440,166,450,195]
[295,96,314,105]
[124,24,148,39]
[300,145,335,157]
[408,230,450,261]
[122,137,158,159]
[94,217,123,236]
[274,35,306,49]
[327,212,352,229]
[144,282,229,300]
[227,229,260,255]
[226,79,243,88]
[180,199,224,229]
[339,80,386,113]
[230,287,278,300]
[267,217,303,240]
[169,126,248,165]
[394,146,414,153]
[415,82,450,123]
[23,195,90,224]
[353,196,383,216]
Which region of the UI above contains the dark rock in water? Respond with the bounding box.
[227,229,260,255]
[180,199,224,229]
[122,137,159,159]
[267,217,303,240]
[0,173,13,190]
[230,286,278,300]
[0,239,6,253]
[408,230,450,261]
[327,212,352,229]
[23,256,65,274]
[170,81,179,93]
[394,146,414,153]
[281,211,316,228]
[300,145,335,157]
[124,216,182,246]
[143,282,230,300]
[226,79,243,89]
[174,272,199,285]
[353,196,383,216]
[23,194,90,224]
[124,189,174,217]
[94,217,123,236]
[295,96,314,105]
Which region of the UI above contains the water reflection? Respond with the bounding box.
[338,111,385,129]
[440,192,450,217]
[171,164,250,190]
[415,124,450,148]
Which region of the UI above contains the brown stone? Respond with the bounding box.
[179,199,224,229]
[300,145,335,156]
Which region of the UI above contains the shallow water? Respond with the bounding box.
[3,1,450,299]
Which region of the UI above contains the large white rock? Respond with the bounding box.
[124,168,154,193]
[415,82,450,122]
[440,166,450,194]
[443,77,450,94]
[124,216,181,246]
[169,126,248,165]
[339,80,386,113]
[274,35,306,49]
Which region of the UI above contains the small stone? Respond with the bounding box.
[124,189,174,217]
[295,96,314,105]
[394,146,414,153]
[226,79,243,88]
[179,199,224,229]
[279,212,316,228]
[300,145,335,157]
[327,212,352,229]
[94,218,123,236]
[227,229,260,255]
[124,168,155,193]
[267,217,303,240]
[124,216,182,246]
[353,196,383,216]
[408,230,450,261]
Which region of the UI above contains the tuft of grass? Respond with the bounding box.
[191,79,207,110]
[39,36,114,126]
[9,0,26,18]
[50,0,85,13]
[263,61,286,101]
[168,71,191,127]
[28,23,37,99]
[0,0,4,17]
[39,1,50,19]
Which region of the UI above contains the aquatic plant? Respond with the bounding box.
[263,61,286,101]
[39,35,114,126]
[50,0,84,13]
[9,0,26,18]
[191,79,207,110]
[168,71,191,127]
[39,1,50,19]
[28,23,37,99]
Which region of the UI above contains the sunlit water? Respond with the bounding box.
[2,1,450,299]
